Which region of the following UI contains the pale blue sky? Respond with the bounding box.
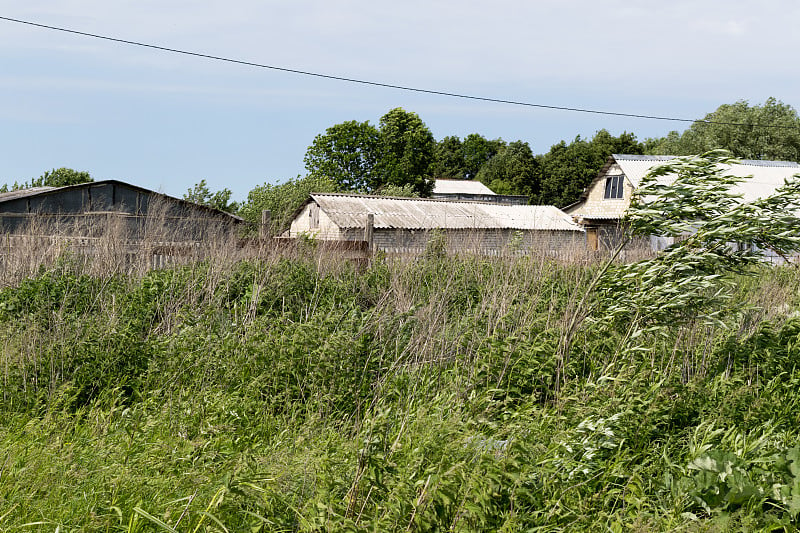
[1,1,798,201]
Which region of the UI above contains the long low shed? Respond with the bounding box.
[0,180,242,240]
[289,193,585,255]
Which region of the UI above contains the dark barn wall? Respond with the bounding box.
[0,182,239,241]
[0,197,32,214]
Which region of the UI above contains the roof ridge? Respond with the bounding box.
[612,153,800,167]
[310,192,505,205]
[737,159,800,167]
[612,154,675,161]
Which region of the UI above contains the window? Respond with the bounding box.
[604,175,624,199]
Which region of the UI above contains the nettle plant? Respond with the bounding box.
[593,150,800,341]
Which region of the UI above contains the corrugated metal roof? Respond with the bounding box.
[576,214,621,220]
[0,187,56,202]
[612,154,800,202]
[433,179,496,195]
[310,193,583,232]
[614,153,800,167]
[613,155,675,162]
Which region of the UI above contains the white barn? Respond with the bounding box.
[289,193,584,255]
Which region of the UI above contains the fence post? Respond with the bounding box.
[260,209,271,239]
[364,213,374,252]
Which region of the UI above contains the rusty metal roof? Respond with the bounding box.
[310,193,583,232]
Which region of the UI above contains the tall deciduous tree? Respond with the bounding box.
[304,120,381,192]
[476,141,538,198]
[303,109,436,196]
[377,108,436,196]
[433,133,506,181]
[644,98,800,161]
[462,134,505,180]
[433,136,466,179]
[538,130,643,207]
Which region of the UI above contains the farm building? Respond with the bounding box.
[565,154,800,252]
[432,179,529,205]
[0,179,242,271]
[0,179,242,239]
[288,193,584,255]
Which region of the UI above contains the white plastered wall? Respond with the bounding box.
[288,202,343,240]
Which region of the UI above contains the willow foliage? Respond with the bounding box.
[594,150,800,337]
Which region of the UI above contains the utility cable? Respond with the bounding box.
[2,15,799,131]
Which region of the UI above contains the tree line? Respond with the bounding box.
[235,97,800,232]
[4,98,799,234]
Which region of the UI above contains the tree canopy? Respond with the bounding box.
[1,167,94,193]
[183,179,239,213]
[238,175,341,235]
[538,130,643,207]
[432,134,506,181]
[303,108,435,196]
[476,141,538,198]
[644,97,800,161]
[304,120,381,192]
[432,136,466,180]
[462,134,505,180]
[375,108,436,196]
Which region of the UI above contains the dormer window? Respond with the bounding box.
[604,175,624,199]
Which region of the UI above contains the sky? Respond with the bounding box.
[1,1,799,202]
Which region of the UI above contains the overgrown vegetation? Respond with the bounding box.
[237,175,341,234]
[0,250,799,530]
[3,152,800,530]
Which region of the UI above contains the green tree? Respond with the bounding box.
[303,109,436,196]
[183,179,239,213]
[595,150,800,342]
[238,175,340,235]
[375,183,420,197]
[559,150,800,368]
[645,98,800,161]
[642,130,683,156]
[1,167,95,192]
[376,108,436,196]
[433,136,466,179]
[33,167,93,188]
[538,130,643,207]
[462,134,505,180]
[304,120,381,191]
[476,141,538,198]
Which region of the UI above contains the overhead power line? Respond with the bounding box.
[1,15,799,131]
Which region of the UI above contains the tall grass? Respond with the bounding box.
[0,215,799,531]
